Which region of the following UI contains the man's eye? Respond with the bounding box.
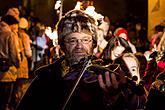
[83,39,89,42]
[69,39,76,43]
[82,39,91,43]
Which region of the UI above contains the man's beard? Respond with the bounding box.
[65,50,93,66]
[66,53,87,66]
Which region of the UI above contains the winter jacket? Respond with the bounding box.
[0,21,20,82]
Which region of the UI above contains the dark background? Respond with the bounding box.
[0,0,148,29]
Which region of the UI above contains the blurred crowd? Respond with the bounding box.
[0,6,165,110]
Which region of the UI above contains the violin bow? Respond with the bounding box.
[61,56,92,110]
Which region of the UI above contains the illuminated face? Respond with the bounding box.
[111,45,125,60]
[64,32,93,65]
[123,55,140,83]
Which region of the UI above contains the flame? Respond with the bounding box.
[52,30,58,46]
[74,1,81,10]
[54,0,61,10]
[45,27,58,46]
[84,6,104,25]
[45,26,52,38]
[84,6,96,17]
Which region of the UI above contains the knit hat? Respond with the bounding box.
[19,17,28,29]
[114,27,130,41]
[56,10,98,49]
[1,15,19,25]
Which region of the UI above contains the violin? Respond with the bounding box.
[62,55,145,110]
[68,55,133,83]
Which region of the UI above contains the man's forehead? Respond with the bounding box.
[65,32,92,39]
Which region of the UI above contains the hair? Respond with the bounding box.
[101,37,132,60]
[1,15,19,25]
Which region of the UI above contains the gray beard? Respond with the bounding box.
[64,48,93,66]
[65,54,81,66]
[65,54,89,66]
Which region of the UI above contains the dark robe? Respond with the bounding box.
[16,57,146,110]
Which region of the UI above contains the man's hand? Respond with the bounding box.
[98,71,119,93]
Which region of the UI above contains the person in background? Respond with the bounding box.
[150,25,164,50]
[18,17,32,75]
[93,16,110,58]
[11,17,32,109]
[157,32,165,52]
[0,15,20,110]
[31,25,49,71]
[94,28,108,58]
[114,27,137,54]
[18,17,32,59]
[113,52,147,109]
[143,51,159,91]
[144,25,164,62]
[145,71,165,110]
[134,22,149,53]
[6,7,20,21]
[101,37,132,65]
[144,49,165,110]
[134,52,148,80]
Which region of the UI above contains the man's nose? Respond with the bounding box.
[75,39,83,47]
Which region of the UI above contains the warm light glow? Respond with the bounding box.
[74,1,81,10]
[45,26,52,38]
[45,27,58,46]
[54,0,61,10]
[84,6,96,17]
[84,6,104,25]
[52,30,58,46]
[73,2,104,25]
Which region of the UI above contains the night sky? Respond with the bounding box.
[63,0,147,23]
[0,0,148,28]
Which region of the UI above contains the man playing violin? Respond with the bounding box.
[15,10,146,110]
